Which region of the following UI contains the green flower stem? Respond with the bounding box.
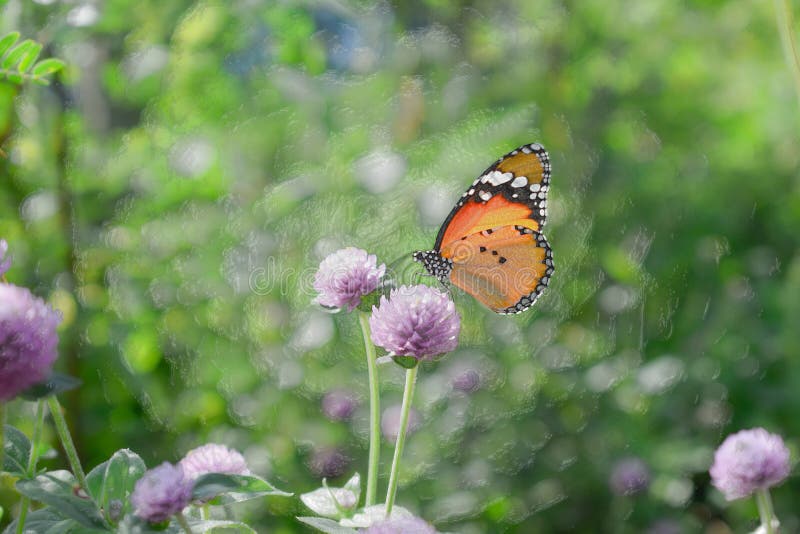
[384,364,418,518]
[755,488,777,534]
[17,400,45,534]
[775,0,800,108]
[358,311,381,507]
[175,511,193,533]
[46,396,88,494]
[201,504,210,520]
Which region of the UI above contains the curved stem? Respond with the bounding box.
[46,396,88,493]
[775,0,800,109]
[358,311,381,507]
[17,400,45,534]
[384,365,418,518]
[755,488,777,534]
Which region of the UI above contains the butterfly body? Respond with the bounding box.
[413,143,554,314]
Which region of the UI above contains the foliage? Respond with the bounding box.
[0,32,64,85]
[2,0,800,532]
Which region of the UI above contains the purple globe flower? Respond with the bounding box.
[322,389,359,421]
[0,283,61,401]
[451,367,481,393]
[131,462,193,523]
[363,516,437,534]
[0,240,10,276]
[369,285,460,361]
[179,443,250,480]
[609,457,650,496]
[308,447,350,478]
[709,427,791,500]
[314,247,385,312]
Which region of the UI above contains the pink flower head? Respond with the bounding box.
[179,443,250,480]
[131,462,193,523]
[369,285,460,361]
[314,247,385,312]
[710,427,791,500]
[0,284,61,400]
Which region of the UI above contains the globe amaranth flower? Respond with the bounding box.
[314,247,385,312]
[308,447,350,478]
[322,389,359,421]
[0,240,10,277]
[179,443,250,480]
[369,285,460,360]
[131,462,193,523]
[709,427,791,500]
[609,457,650,496]
[0,283,62,400]
[363,516,437,534]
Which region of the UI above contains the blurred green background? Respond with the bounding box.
[2,0,799,532]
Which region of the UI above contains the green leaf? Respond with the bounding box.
[32,58,65,78]
[17,42,42,73]
[296,517,357,534]
[392,355,419,369]
[2,40,36,70]
[21,373,82,400]
[0,32,19,58]
[191,473,292,505]
[86,449,146,524]
[2,507,109,534]
[300,473,360,519]
[16,471,109,530]
[3,424,32,476]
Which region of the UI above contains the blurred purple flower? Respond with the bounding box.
[709,427,791,500]
[131,462,193,523]
[314,247,385,312]
[308,447,350,478]
[363,516,436,534]
[179,443,250,480]
[322,389,359,421]
[609,457,650,496]
[381,404,421,441]
[0,283,61,400]
[452,367,481,393]
[0,240,10,276]
[369,285,460,361]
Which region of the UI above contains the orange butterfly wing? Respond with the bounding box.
[441,226,552,313]
[435,143,551,250]
[430,143,554,314]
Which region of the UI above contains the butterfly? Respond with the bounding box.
[413,142,554,314]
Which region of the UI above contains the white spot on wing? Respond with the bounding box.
[479,191,492,201]
[510,176,528,188]
[484,170,513,186]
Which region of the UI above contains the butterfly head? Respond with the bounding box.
[412,250,453,285]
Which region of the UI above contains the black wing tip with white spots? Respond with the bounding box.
[498,231,555,315]
[433,142,553,251]
[412,250,453,285]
